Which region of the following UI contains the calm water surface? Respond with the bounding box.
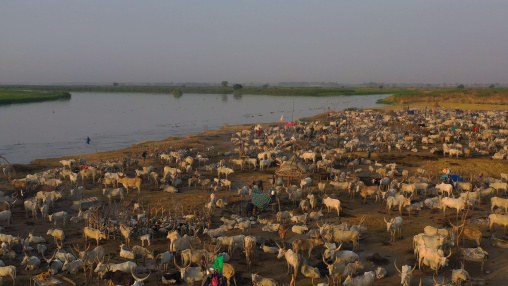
[0,92,387,164]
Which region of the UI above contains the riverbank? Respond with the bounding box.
[30,102,506,172]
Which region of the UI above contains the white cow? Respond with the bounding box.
[323,197,341,216]
[491,197,508,213]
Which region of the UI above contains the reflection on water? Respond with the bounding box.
[0,92,387,164]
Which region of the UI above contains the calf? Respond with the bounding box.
[140,234,150,247]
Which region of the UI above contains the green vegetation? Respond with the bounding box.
[3,85,235,95]
[377,87,508,105]
[234,87,393,96]
[1,85,506,106]
[1,85,393,97]
[0,89,71,105]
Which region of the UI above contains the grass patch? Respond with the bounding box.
[378,87,508,106]
[421,157,508,179]
[0,90,71,105]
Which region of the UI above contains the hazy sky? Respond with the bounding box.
[1,1,507,85]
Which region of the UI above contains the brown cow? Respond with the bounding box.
[11,178,30,190]
[118,176,142,194]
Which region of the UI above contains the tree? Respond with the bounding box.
[113,82,119,86]
[489,84,495,88]
[262,83,269,88]
[232,84,243,90]
[172,89,183,96]
[457,84,465,89]
[221,81,228,88]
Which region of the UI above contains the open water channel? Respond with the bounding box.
[0,92,388,164]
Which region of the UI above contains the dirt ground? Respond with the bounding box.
[1,110,507,286]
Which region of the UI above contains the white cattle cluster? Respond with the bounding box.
[0,108,507,285]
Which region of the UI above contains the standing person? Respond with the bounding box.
[200,255,207,273]
[142,150,147,163]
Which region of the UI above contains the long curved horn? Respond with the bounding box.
[104,253,111,264]
[173,257,190,270]
[394,259,402,274]
[83,242,90,253]
[56,238,63,249]
[214,244,221,254]
[446,249,452,258]
[408,264,417,274]
[331,256,339,266]
[42,249,57,264]
[384,217,388,223]
[69,247,79,260]
[131,269,151,282]
[322,255,331,266]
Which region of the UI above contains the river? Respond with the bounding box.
[0,92,388,164]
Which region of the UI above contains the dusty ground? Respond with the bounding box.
[1,107,507,286]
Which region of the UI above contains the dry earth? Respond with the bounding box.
[0,107,507,286]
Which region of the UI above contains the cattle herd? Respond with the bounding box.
[0,107,507,285]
